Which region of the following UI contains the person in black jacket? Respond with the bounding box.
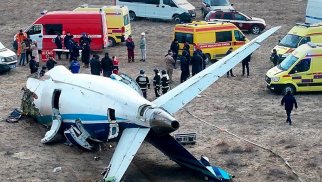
[90,55,101,76]
[180,50,190,83]
[101,53,113,77]
[191,51,202,76]
[270,49,280,66]
[81,42,91,68]
[170,39,179,67]
[29,56,38,74]
[54,34,63,60]
[281,91,298,125]
[153,69,161,98]
[226,48,235,77]
[64,32,73,59]
[71,42,80,61]
[161,70,170,94]
[46,55,57,70]
[136,70,150,99]
[242,54,251,77]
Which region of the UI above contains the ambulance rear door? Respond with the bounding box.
[26,24,43,49]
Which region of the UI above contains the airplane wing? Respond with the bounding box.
[103,127,150,182]
[153,27,281,114]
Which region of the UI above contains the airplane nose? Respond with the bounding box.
[145,107,180,135]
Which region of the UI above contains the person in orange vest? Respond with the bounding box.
[112,56,119,75]
[15,29,27,56]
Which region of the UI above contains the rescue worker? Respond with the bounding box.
[54,33,63,60]
[64,32,73,59]
[161,70,170,94]
[69,57,81,74]
[80,33,91,46]
[46,55,57,70]
[270,49,280,66]
[191,51,203,76]
[153,69,161,98]
[165,50,175,83]
[242,54,251,77]
[180,50,190,83]
[15,29,27,56]
[226,48,235,77]
[126,35,135,62]
[25,36,33,63]
[183,41,190,57]
[71,42,80,61]
[140,32,146,62]
[29,56,38,74]
[112,56,119,75]
[170,39,179,67]
[101,52,113,77]
[81,42,91,68]
[19,40,27,66]
[281,90,298,125]
[90,55,101,76]
[136,70,150,99]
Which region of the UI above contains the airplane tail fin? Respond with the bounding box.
[147,132,233,181]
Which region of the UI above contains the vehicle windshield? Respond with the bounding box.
[0,42,5,49]
[278,55,298,71]
[210,0,230,6]
[279,34,302,48]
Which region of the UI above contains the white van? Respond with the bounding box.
[201,0,234,18]
[0,42,17,69]
[116,0,196,23]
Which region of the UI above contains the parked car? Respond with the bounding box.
[205,10,266,34]
[0,41,17,74]
[201,0,234,18]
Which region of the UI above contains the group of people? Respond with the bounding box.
[14,30,40,66]
[135,69,170,99]
[88,53,119,77]
[125,32,147,63]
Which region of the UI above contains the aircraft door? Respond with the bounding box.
[107,108,119,140]
[26,24,43,49]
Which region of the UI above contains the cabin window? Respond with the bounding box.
[291,58,311,73]
[52,90,61,110]
[175,32,193,44]
[44,24,62,35]
[216,31,232,42]
[27,25,42,35]
[108,108,116,121]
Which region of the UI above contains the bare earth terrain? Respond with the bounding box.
[0,0,322,181]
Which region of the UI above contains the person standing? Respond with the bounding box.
[71,42,80,61]
[25,36,33,63]
[180,50,190,83]
[15,29,27,56]
[281,91,298,125]
[54,34,63,60]
[136,70,150,99]
[126,35,135,62]
[226,48,235,77]
[183,41,190,57]
[165,50,175,83]
[170,39,179,67]
[19,40,27,66]
[90,55,101,76]
[191,51,203,76]
[242,54,251,77]
[46,55,57,70]
[101,53,113,77]
[139,32,147,62]
[153,69,161,98]
[270,49,280,66]
[161,70,170,94]
[31,41,39,64]
[29,56,38,74]
[112,56,119,75]
[64,32,73,59]
[69,58,81,74]
[80,33,91,46]
[81,42,91,68]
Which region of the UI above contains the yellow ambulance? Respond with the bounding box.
[174,21,248,61]
[74,5,131,47]
[266,42,322,94]
[272,22,322,62]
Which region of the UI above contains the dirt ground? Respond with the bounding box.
[0,0,322,181]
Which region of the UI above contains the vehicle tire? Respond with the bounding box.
[108,37,116,47]
[173,15,181,24]
[129,11,136,21]
[251,25,261,34]
[282,84,296,95]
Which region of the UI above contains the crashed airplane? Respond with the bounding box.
[21,27,280,182]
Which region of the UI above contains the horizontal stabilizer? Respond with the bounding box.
[147,131,233,181]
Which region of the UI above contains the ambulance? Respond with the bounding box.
[272,23,322,62]
[74,5,131,47]
[24,11,108,60]
[266,42,322,94]
[174,21,248,61]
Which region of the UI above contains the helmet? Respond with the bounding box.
[140,70,145,74]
